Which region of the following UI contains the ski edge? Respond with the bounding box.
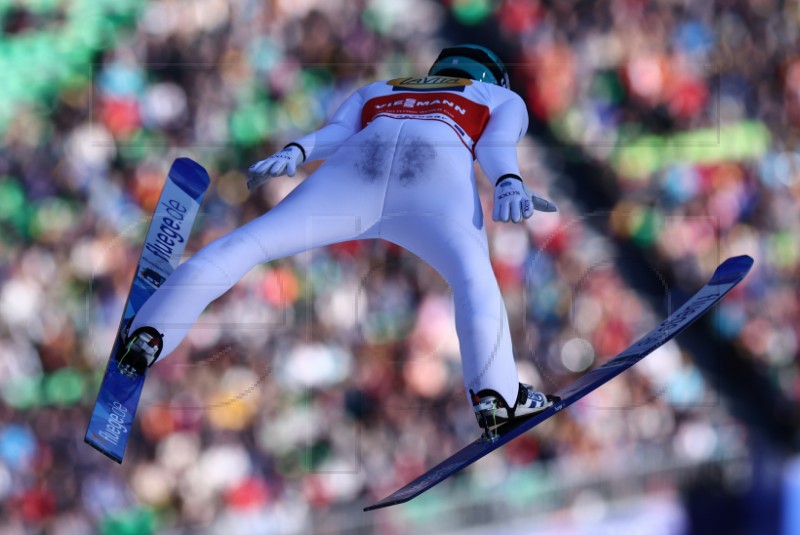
[84,435,125,464]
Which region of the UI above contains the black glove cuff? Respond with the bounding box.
[283,142,307,163]
[496,174,522,187]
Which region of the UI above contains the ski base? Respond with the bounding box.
[84,158,210,463]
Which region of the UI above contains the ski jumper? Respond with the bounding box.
[131,75,530,407]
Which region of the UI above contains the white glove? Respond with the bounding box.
[493,176,557,223]
[247,144,305,190]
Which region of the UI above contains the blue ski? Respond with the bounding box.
[365,255,754,511]
[85,158,210,463]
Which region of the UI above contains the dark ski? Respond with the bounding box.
[365,255,754,511]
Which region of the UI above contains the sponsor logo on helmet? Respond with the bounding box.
[388,76,472,92]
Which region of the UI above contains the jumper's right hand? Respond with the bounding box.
[247,145,304,190]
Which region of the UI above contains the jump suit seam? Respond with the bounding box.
[375,121,405,239]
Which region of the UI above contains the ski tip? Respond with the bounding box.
[170,158,211,197]
[709,255,754,286]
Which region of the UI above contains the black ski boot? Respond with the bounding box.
[472,384,560,440]
[117,326,164,378]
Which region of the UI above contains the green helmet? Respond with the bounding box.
[428,44,510,88]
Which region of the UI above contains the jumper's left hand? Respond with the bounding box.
[493,176,557,223]
[247,145,304,190]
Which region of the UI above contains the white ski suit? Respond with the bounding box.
[132,75,533,406]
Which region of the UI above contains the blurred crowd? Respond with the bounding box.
[505,0,798,400]
[0,0,794,534]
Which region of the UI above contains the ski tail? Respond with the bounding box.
[364,255,754,511]
[84,158,210,463]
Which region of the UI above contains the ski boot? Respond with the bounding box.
[116,326,164,378]
[471,383,560,441]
